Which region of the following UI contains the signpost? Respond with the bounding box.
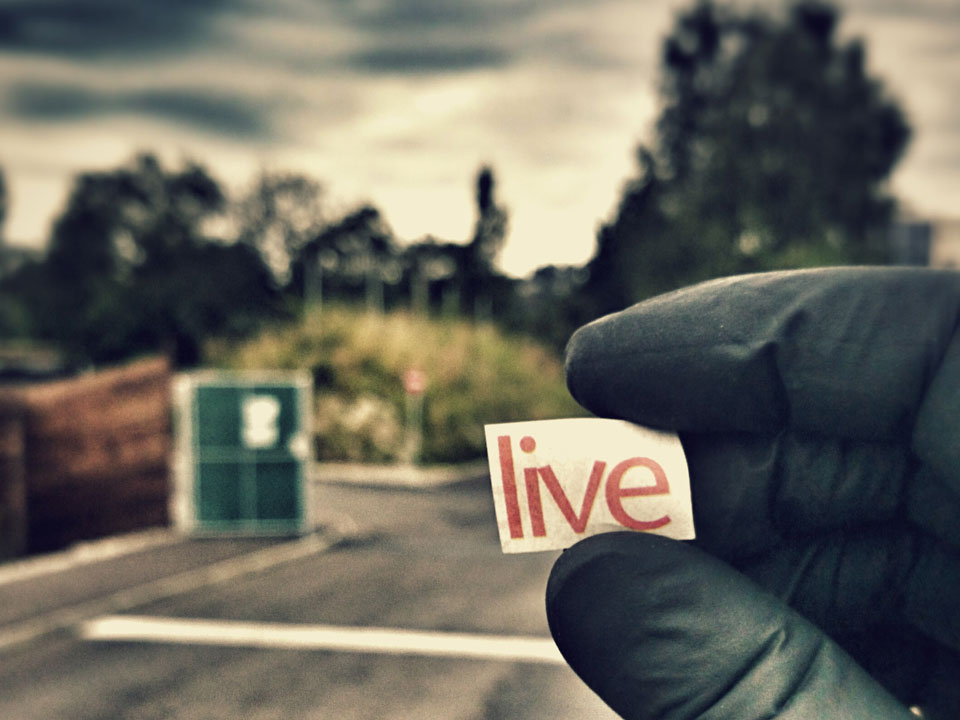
[402,369,427,465]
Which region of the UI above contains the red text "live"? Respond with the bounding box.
[496,434,671,540]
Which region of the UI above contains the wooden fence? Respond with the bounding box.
[0,405,27,560]
[0,357,171,557]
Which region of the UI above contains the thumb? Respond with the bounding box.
[546,533,914,720]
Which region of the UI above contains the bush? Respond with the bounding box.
[204,305,585,463]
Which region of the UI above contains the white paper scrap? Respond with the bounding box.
[484,418,694,554]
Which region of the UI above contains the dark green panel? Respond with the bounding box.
[189,377,307,532]
[197,462,243,522]
[196,386,242,448]
[255,462,301,521]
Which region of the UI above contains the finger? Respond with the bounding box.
[915,646,960,720]
[679,432,960,714]
[740,529,960,717]
[914,327,960,484]
[546,532,913,720]
[739,529,960,657]
[834,626,960,719]
[906,464,960,550]
[682,432,960,559]
[839,626,937,710]
[565,268,960,443]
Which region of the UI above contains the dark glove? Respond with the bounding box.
[547,267,960,719]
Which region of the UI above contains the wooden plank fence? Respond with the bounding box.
[0,405,27,560]
[0,356,171,557]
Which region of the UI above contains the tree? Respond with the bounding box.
[469,166,508,269]
[234,170,326,286]
[464,165,509,319]
[0,167,6,241]
[294,205,400,312]
[401,236,466,316]
[37,154,281,365]
[502,264,589,350]
[0,167,8,279]
[585,0,910,314]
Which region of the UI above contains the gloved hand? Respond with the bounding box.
[546,268,960,719]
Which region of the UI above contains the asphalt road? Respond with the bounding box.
[0,477,619,719]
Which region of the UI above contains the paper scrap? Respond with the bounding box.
[484,418,694,554]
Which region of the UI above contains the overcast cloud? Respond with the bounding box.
[0,0,956,276]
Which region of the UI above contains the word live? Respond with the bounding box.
[484,419,695,553]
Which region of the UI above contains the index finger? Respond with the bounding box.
[565,268,960,448]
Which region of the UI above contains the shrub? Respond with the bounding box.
[205,305,585,463]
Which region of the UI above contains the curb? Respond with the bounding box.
[312,459,489,489]
[0,527,180,588]
[0,463,487,583]
[0,532,343,654]
[0,519,358,589]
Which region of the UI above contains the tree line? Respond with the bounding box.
[0,156,520,367]
[0,0,911,368]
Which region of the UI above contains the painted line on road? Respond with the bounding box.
[80,615,566,665]
[0,533,339,653]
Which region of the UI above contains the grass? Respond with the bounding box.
[204,304,586,463]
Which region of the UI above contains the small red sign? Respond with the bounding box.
[403,369,427,395]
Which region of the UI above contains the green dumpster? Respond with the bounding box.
[172,371,314,534]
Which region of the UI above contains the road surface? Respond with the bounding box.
[0,477,619,719]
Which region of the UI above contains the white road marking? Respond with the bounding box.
[81,615,566,665]
[0,534,337,652]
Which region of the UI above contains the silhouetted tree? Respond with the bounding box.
[0,167,8,282]
[0,258,46,341]
[38,154,281,365]
[585,0,910,314]
[470,166,508,268]
[0,168,6,241]
[501,264,588,350]
[295,205,401,312]
[234,170,325,285]
[402,237,466,315]
[464,165,509,319]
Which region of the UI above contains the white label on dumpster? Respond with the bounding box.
[484,418,694,553]
[242,395,282,449]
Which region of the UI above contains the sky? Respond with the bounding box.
[0,0,957,278]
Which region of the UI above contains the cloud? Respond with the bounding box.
[126,89,275,139]
[5,82,276,139]
[0,0,649,86]
[2,0,957,273]
[344,43,512,75]
[326,0,631,75]
[3,83,99,119]
[840,0,960,21]
[326,0,540,32]
[0,0,240,60]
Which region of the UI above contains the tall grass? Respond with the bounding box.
[205,305,585,463]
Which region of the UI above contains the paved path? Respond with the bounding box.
[0,478,618,719]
